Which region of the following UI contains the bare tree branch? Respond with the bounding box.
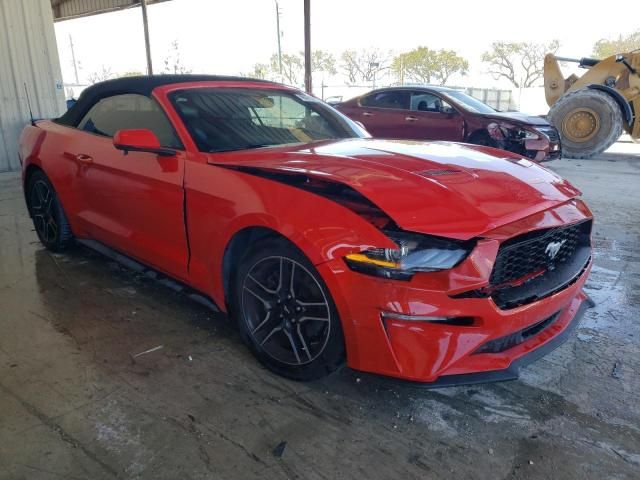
[482,40,558,88]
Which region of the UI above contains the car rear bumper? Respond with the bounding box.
[317,201,592,384]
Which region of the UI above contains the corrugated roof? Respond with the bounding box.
[51,0,173,21]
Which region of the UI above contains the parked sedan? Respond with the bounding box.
[19,75,591,385]
[336,86,562,161]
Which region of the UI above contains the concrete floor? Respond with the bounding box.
[1,146,639,480]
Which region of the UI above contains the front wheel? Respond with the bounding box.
[548,88,623,159]
[468,131,498,148]
[232,238,345,381]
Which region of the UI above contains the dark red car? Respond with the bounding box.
[336,86,562,161]
[19,75,592,385]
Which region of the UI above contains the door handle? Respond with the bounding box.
[76,154,93,164]
[64,151,93,163]
[362,111,374,117]
[405,116,418,122]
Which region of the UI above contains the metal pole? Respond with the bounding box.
[69,34,79,84]
[303,0,312,93]
[141,0,153,74]
[275,0,283,77]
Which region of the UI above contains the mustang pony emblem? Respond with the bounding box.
[545,240,566,260]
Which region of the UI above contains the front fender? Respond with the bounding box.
[184,161,395,308]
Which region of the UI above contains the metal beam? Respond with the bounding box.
[140,0,153,74]
[303,0,311,93]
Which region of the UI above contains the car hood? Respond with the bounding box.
[479,111,550,127]
[210,138,580,240]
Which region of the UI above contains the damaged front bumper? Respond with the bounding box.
[489,124,562,162]
[318,201,592,386]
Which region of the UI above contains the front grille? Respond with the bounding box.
[538,126,560,143]
[454,220,592,309]
[490,221,586,286]
[473,311,561,354]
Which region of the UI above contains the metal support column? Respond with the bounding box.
[303,0,312,93]
[141,0,153,74]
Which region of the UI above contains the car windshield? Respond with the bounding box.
[442,91,496,114]
[170,88,366,153]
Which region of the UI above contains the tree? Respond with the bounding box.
[87,65,113,84]
[340,48,391,85]
[270,53,303,85]
[433,50,469,85]
[392,47,468,85]
[593,30,640,58]
[311,50,337,77]
[245,63,270,80]
[481,40,559,88]
[247,50,336,85]
[163,40,192,74]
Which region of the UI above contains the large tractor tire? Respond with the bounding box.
[548,88,623,159]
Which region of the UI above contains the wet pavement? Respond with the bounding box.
[1,147,639,479]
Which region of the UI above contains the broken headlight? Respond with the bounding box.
[500,124,539,140]
[344,230,475,280]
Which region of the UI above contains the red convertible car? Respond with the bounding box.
[19,75,593,385]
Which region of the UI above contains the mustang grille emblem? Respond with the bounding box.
[545,240,566,260]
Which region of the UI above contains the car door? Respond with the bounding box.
[350,90,411,138]
[69,94,189,279]
[404,91,465,141]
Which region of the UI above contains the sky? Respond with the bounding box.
[53,0,639,100]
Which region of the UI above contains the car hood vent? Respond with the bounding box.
[416,168,464,177]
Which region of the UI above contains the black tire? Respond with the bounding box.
[468,131,497,148]
[548,88,623,159]
[27,170,74,252]
[231,238,345,381]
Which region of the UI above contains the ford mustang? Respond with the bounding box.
[19,75,593,385]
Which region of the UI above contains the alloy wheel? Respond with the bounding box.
[30,180,58,244]
[241,256,331,366]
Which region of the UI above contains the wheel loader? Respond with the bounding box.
[544,51,640,158]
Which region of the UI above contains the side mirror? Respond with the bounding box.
[113,129,176,157]
[441,106,458,115]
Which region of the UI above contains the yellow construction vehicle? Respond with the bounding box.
[544,51,640,158]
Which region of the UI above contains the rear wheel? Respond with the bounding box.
[27,170,74,252]
[232,238,345,381]
[548,88,623,159]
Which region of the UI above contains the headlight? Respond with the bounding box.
[521,129,540,140]
[344,230,474,280]
[497,124,539,141]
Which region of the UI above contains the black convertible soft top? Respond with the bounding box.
[56,74,276,127]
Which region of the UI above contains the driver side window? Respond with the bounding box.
[409,92,454,113]
[77,94,182,148]
[250,94,334,139]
